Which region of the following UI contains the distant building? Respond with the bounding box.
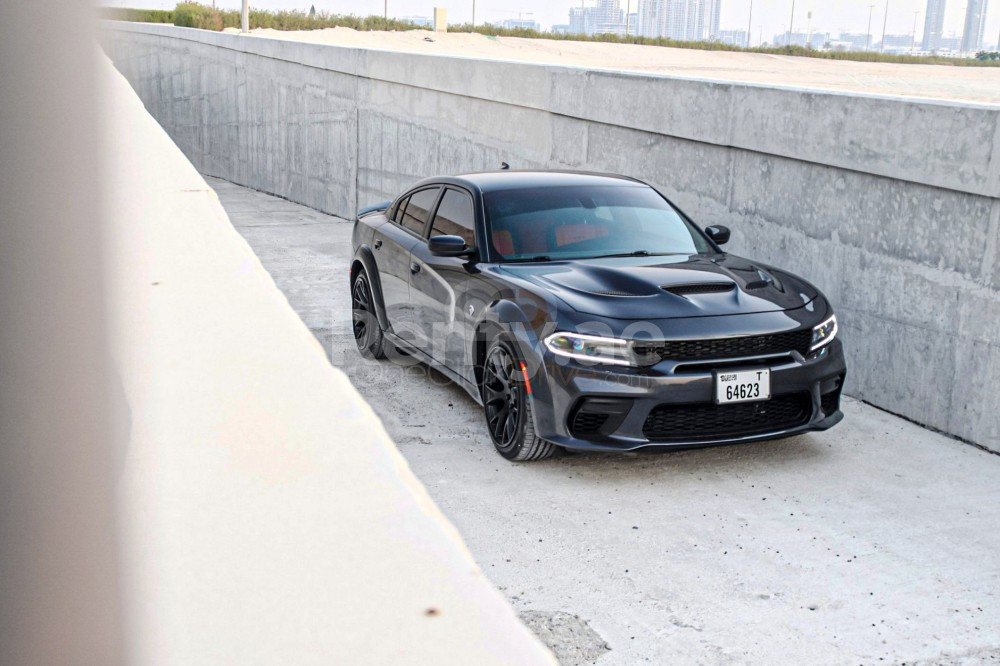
[636,0,721,41]
[835,32,871,51]
[938,34,962,51]
[551,23,572,34]
[496,18,540,31]
[568,6,591,34]
[718,29,748,46]
[921,0,947,51]
[960,0,989,52]
[569,0,626,36]
[636,0,664,38]
[877,33,919,52]
[773,31,830,48]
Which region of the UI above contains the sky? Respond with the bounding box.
[116,0,1000,47]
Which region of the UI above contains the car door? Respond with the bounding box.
[371,186,440,341]
[408,186,478,368]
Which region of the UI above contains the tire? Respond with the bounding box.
[351,269,388,360]
[481,336,557,461]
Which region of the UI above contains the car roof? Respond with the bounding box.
[407,170,648,196]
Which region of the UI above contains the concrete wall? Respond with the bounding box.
[102,22,1000,452]
[100,52,553,664]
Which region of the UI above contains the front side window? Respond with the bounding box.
[399,187,439,236]
[430,189,475,246]
[485,185,713,261]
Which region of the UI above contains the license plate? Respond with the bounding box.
[715,368,770,404]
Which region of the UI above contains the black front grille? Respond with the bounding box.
[662,283,735,296]
[643,393,812,442]
[572,411,610,436]
[633,329,813,362]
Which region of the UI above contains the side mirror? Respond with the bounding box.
[429,235,474,258]
[705,225,731,245]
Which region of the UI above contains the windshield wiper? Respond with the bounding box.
[507,255,552,262]
[592,250,681,259]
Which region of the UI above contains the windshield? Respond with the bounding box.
[484,184,714,261]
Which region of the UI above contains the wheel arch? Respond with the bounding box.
[471,299,548,392]
[351,246,390,332]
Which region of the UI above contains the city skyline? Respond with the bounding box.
[111,0,1000,49]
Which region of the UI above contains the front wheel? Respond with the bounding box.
[481,338,556,461]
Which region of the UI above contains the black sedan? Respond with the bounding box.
[350,171,845,461]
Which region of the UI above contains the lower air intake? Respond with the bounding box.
[643,393,812,442]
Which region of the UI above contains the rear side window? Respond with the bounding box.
[430,189,475,246]
[392,196,410,223]
[399,187,439,236]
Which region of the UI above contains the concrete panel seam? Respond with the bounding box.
[990,114,1000,195]
[982,200,1000,288]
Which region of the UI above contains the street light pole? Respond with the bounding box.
[911,10,919,52]
[747,0,753,47]
[866,4,875,51]
[241,0,248,33]
[786,0,795,47]
[625,0,631,36]
[384,0,387,20]
[472,0,476,27]
[880,0,889,53]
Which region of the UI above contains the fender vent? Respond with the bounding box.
[662,283,735,296]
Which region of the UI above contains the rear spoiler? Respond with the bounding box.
[357,200,392,218]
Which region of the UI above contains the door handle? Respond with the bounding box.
[374,239,382,249]
[410,263,421,275]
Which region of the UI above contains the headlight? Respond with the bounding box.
[811,314,838,351]
[544,332,636,366]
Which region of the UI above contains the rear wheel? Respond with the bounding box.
[351,269,388,359]
[482,337,556,461]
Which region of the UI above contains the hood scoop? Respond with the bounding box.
[662,282,736,297]
[585,288,646,297]
[499,254,817,319]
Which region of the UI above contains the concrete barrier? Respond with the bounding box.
[101,22,1000,452]
[100,53,554,664]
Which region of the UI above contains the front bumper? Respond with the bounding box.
[528,338,846,452]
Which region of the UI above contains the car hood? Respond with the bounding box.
[499,254,818,319]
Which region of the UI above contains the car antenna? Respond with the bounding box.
[500,162,510,170]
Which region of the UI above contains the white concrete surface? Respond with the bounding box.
[101,58,554,665]
[216,175,1000,665]
[247,26,1000,104]
[100,22,1000,452]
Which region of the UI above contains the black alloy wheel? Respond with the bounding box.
[484,343,521,452]
[351,269,387,359]
[481,337,556,461]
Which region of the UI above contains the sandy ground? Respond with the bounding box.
[216,176,1000,665]
[238,26,1000,104]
